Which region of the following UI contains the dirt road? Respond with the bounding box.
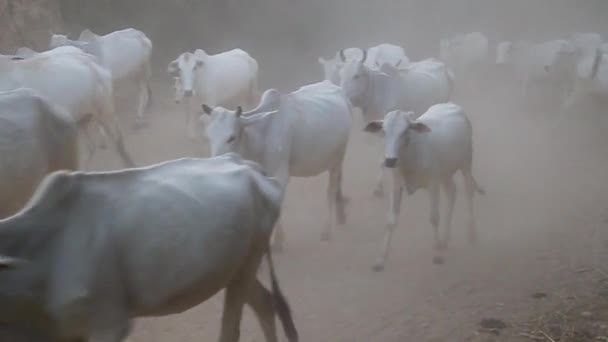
[88,84,608,341]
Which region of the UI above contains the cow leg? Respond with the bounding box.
[132,79,150,129]
[246,279,278,342]
[428,182,444,264]
[441,176,457,250]
[271,219,286,252]
[373,170,403,272]
[335,168,348,225]
[98,119,136,168]
[463,169,478,245]
[553,86,579,130]
[219,262,261,342]
[322,166,342,241]
[373,159,385,197]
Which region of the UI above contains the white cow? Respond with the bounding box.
[570,32,604,56]
[439,31,489,93]
[0,46,136,168]
[363,103,485,270]
[169,48,259,138]
[558,48,607,120]
[318,44,409,85]
[496,39,579,102]
[0,153,298,342]
[0,88,79,218]
[202,81,352,250]
[340,51,453,197]
[50,28,154,126]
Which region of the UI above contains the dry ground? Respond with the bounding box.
[86,79,608,342]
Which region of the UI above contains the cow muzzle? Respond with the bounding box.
[384,158,398,168]
[184,90,193,98]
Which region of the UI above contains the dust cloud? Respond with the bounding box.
[53,0,608,340]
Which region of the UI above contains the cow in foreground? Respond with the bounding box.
[364,103,484,270]
[202,80,352,250]
[340,50,453,197]
[0,46,135,168]
[169,48,259,138]
[50,28,154,127]
[0,88,78,218]
[0,153,297,342]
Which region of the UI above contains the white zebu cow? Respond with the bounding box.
[363,103,484,270]
[0,88,78,218]
[439,31,489,93]
[318,44,409,85]
[0,153,298,342]
[202,81,352,250]
[570,32,604,55]
[0,46,135,168]
[496,39,578,102]
[169,48,259,138]
[50,28,154,126]
[558,48,607,120]
[340,51,453,197]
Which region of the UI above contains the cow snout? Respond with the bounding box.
[184,90,193,98]
[384,158,398,168]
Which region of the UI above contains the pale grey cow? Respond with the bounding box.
[364,103,485,270]
[0,153,297,342]
[0,88,78,218]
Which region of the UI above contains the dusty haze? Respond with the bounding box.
[2,0,608,340]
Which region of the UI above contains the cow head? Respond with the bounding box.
[364,110,430,168]
[168,52,205,98]
[201,105,244,156]
[318,57,341,84]
[339,48,370,106]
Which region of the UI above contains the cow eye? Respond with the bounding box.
[227,135,236,143]
[353,74,360,80]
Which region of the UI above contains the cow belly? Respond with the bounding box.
[120,204,257,315]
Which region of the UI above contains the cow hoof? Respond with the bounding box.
[432,255,445,265]
[372,264,385,272]
[373,187,384,198]
[320,232,331,241]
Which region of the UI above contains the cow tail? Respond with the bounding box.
[590,47,602,80]
[265,249,298,342]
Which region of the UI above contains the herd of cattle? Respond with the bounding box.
[0,26,605,341]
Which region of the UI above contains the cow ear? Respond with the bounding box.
[409,121,431,133]
[202,104,213,115]
[363,120,383,133]
[318,57,326,65]
[168,61,179,75]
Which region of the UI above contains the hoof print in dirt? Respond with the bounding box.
[478,318,507,335]
[372,264,385,272]
[531,292,547,299]
[432,255,445,265]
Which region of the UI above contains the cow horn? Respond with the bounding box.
[235,106,243,117]
[591,47,602,80]
[339,49,346,62]
[360,48,368,63]
[395,59,402,68]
